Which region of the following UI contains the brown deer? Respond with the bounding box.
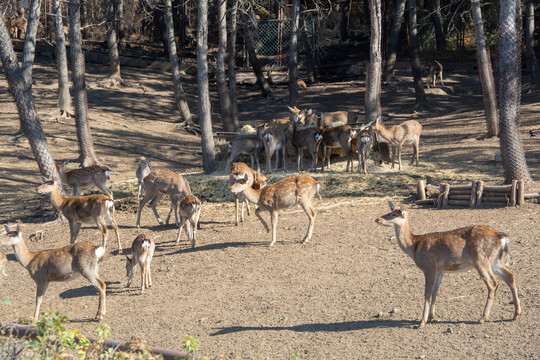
[320,125,357,172]
[135,157,152,200]
[56,161,113,199]
[229,162,269,226]
[37,177,122,253]
[0,251,7,278]
[290,109,323,171]
[262,124,288,174]
[1,224,107,321]
[424,60,445,88]
[307,110,348,129]
[230,175,321,247]
[357,129,373,175]
[136,170,192,228]
[225,135,264,173]
[126,234,155,294]
[175,195,202,248]
[370,117,422,170]
[375,201,521,328]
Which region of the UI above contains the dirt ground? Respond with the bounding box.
[0,56,539,360]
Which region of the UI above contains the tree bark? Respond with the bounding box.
[340,0,352,41]
[498,0,532,183]
[21,0,41,92]
[244,20,273,98]
[53,0,72,118]
[216,0,235,132]
[525,0,540,85]
[70,0,98,167]
[102,0,125,87]
[164,0,194,126]
[408,0,427,108]
[300,5,315,83]
[429,0,445,51]
[117,0,126,51]
[197,0,216,174]
[470,0,498,137]
[289,0,300,107]
[366,0,383,123]
[384,0,406,81]
[227,0,240,127]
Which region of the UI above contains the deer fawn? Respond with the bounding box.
[230,175,321,247]
[229,162,269,226]
[136,170,192,228]
[56,160,113,199]
[320,125,357,172]
[126,234,155,294]
[175,195,202,248]
[0,251,7,278]
[375,201,521,328]
[370,117,422,170]
[290,109,323,172]
[37,177,122,253]
[135,157,152,200]
[1,224,107,321]
[424,60,445,88]
[357,129,373,175]
[225,135,264,173]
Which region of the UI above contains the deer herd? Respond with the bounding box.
[0,104,523,330]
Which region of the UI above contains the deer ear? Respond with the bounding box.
[4,225,10,234]
[287,106,295,113]
[41,176,48,183]
[148,157,153,162]
[388,200,396,210]
[399,204,408,217]
[376,116,382,124]
[62,160,69,166]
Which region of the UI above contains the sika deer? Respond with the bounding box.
[225,135,264,173]
[135,157,152,200]
[424,60,445,88]
[370,117,422,170]
[307,111,348,129]
[229,162,269,226]
[290,110,323,172]
[37,177,122,253]
[320,125,357,172]
[126,234,155,294]
[262,125,288,174]
[56,160,113,199]
[175,195,202,248]
[357,129,373,175]
[1,224,107,321]
[136,170,192,228]
[375,201,521,328]
[230,175,321,247]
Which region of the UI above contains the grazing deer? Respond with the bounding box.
[135,157,152,200]
[136,170,192,228]
[375,201,522,328]
[225,135,264,173]
[0,252,7,278]
[424,60,445,88]
[230,175,321,247]
[126,234,155,294]
[37,177,122,253]
[1,224,107,321]
[290,109,323,172]
[229,162,269,226]
[370,117,422,170]
[56,160,113,199]
[307,111,348,129]
[357,129,373,175]
[320,125,357,172]
[175,195,202,248]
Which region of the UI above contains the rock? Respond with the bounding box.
[445,327,453,334]
[376,311,384,318]
[390,308,400,314]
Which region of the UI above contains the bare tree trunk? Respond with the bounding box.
[289,0,300,107]
[384,0,406,81]
[300,5,315,83]
[340,0,352,41]
[21,0,41,92]
[53,0,72,118]
[244,20,273,98]
[164,0,194,126]
[96,0,126,87]
[430,0,445,51]
[216,0,234,132]
[525,0,540,85]
[70,0,98,167]
[227,0,240,127]
[197,0,216,174]
[117,0,125,51]
[0,18,65,192]
[408,0,427,109]
[366,0,383,123]
[498,0,532,183]
[471,0,498,137]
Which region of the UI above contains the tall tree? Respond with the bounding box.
[197,0,216,173]
[366,0,383,123]
[525,0,540,85]
[289,0,300,107]
[21,0,41,92]
[340,0,352,41]
[53,0,72,118]
[300,4,315,83]
[408,0,427,109]
[216,0,235,131]
[429,0,445,51]
[384,0,406,81]
[244,14,273,98]
[498,0,532,183]
[471,0,498,137]
[227,0,240,126]
[100,0,125,87]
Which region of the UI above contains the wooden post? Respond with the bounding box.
[470,180,477,208]
[442,184,450,208]
[476,180,484,208]
[510,180,518,206]
[417,180,426,200]
[517,180,525,206]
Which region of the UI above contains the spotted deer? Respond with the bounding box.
[230,175,321,247]
[56,160,113,199]
[135,157,152,200]
[290,109,323,172]
[319,125,357,172]
[37,177,122,253]
[370,117,422,170]
[375,201,521,328]
[424,60,445,88]
[225,135,264,173]
[357,129,373,175]
[126,234,155,294]
[1,224,106,321]
[229,162,269,226]
[175,195,202,248]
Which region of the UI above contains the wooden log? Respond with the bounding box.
[510,180,517,206]
[416,199,437,205]
[482,196,509,203]
[517,180,525,205]
[476,180,484,207]
[442,184,450,208]
[417,180,426,201]
[448,200,470,207]
[483,202,508,207]
[449,190,473,195]
[448,195,472,200]
[447,184,472,191]
[524,193,540,199]
[483,185,512,192]
[470,181,477,208]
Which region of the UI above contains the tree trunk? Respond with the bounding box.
[117,0,125,51]
[197,0,216,174]
[216,0,234,132]
[244,21,273,98]
[470,0,498,137]
[102,0,125,87]
[525,0,540,85]
[227,0,240,127]
[300,4,315,83]
[21,0,41,92]
[164,0,194,126]
[53,0,72,118]
[408,0,427,108]
[498,0,532,183]
[430,0,445,51]
[366,0,383,123]
[0,18,65,192]
[70,0,98,167]
[340,0,352,42]
[289,0,300,107]
[384,0,406,81]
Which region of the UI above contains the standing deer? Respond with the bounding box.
[307,110,348,129]
[175,195,202,248]
[136,170,192,228]
[135,157,152,200]
[56,161,113,199]
[229,162,269,226]
[357,129,373,175]
[1,224,107,321]
[37,177,122,253]
[320,125,358,172]
[225,135,264,173]
[375,201,522,328]
[262,125,288,174]
[370,117,422,170]
[126,234,155,294]
[230,175,321,247]
[424,60,445,88]
[290,109,323,171]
